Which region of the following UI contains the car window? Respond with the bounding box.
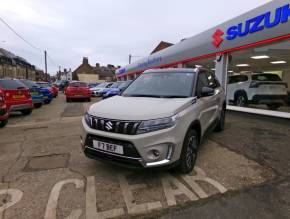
[228,75,248,84]
[0,80,27,89]
[196,71,209,97]
[251,74,281,81]
[20,80,37,88]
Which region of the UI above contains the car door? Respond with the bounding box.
[195,70,220,132]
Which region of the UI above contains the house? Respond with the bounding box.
[72,57,116,82]
[57,68,73,81]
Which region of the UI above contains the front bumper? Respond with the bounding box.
[81,117,184,169]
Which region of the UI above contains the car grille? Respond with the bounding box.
[89,116,141,135]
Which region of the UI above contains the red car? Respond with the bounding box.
[0,79,33,115]
[51,84,59,98]
[65,82,91,102]
[0,88,9,128]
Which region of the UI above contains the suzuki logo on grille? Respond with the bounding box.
[212,29,224,48]
[105,121,113,131]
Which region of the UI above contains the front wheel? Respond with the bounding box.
[21,109,32,115]
[34,103,42,109]
[0,119,8,128]
[176,129,199,174]
[235,93,247,107]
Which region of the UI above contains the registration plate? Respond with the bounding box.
[74,94,83,97]
[31,92,38,95]
[93,140,124,155]
[13,95,25,99]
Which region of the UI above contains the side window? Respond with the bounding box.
[196,71,209,97]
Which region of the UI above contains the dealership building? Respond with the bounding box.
[116,0,290,118]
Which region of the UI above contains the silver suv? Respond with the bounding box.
[81,68,226,173]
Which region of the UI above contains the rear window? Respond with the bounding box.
[0,80,27,89]
[228,75,248,84]
[251,74,281,81]
[20,80,37,88]
[69,82,88,87]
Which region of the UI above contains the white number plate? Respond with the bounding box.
[93,140,124,155]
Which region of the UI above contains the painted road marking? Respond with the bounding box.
[86,176,124,219]
[0,189,23,219]
[118,174,162,215]
[44,179,84,219]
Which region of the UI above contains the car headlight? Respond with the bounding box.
[84,112,91,127]
[136,115,179,134]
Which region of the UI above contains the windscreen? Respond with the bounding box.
[0,80,27,89]
[36,83,50,88]
[251,74,282,81]
[122,72,195,98]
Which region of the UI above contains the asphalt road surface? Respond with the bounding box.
[0,94,289,219]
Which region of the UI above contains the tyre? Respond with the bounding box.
[267,103,281,110]
[235,92,247,107]
[0,119,8,128]
[87,98,91,102]
[176,129,199,174]
[214,106,226,132]
[34,103,42,109]
[66,97,71,103]
[21,109,32,115]
[44,100,51,104]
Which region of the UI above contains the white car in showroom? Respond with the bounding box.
[227,73,288,110]
[90,82,113,97]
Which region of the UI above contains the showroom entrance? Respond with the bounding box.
[116,0,290,118]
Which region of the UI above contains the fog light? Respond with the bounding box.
[153,150,160,157]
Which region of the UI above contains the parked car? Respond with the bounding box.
[81,68,226,173]
[103,80,132,99]
[0,79,33,115]
[227,73,288,110]
[65,81,91,102]
[35,82,53,104]
[20,79,43,108]
[90,82,113,97]
[0,88,9,128]
[101,81,124,97]
[36,82,58,98]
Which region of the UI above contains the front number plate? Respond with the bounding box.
[93,140,124,155]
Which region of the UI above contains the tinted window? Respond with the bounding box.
[20,80,37,88]
[122,72,195,97]
[69,82,88,87]
[0,80,27,89]
[228,75,248,84]
[196,72,209,97]
[252,74,281,81]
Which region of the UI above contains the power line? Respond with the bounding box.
[0,16,42,51]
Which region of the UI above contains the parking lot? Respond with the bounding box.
[0,94,289,219]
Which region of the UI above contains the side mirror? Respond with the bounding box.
[201,87,215,97]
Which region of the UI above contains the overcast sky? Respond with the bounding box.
[0,0,271,75]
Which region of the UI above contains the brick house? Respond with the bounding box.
[73,57,116,82]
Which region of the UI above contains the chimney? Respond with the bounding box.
[83,57,89,64]
[96,63,100,68]
[64,68,67,73]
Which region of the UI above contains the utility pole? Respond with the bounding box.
[44,50,47,74]
[129,54,132,64]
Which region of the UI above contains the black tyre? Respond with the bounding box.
[21,109,32,115]
[267,103,281,110]
[214,107,226,132]
[34,103,42,109]
[44,100,51,104]
[176,129,199,174]
[87,98,91,102]
[235,92,247,107]
[0,119,8,128]
[66,97,71,103]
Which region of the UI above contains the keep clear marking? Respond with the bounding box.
[86,176,124,219]
[0,189,23,219]
[118,174,162,214]
[44,179,84,219]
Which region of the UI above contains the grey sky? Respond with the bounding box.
[0,0,271,75]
